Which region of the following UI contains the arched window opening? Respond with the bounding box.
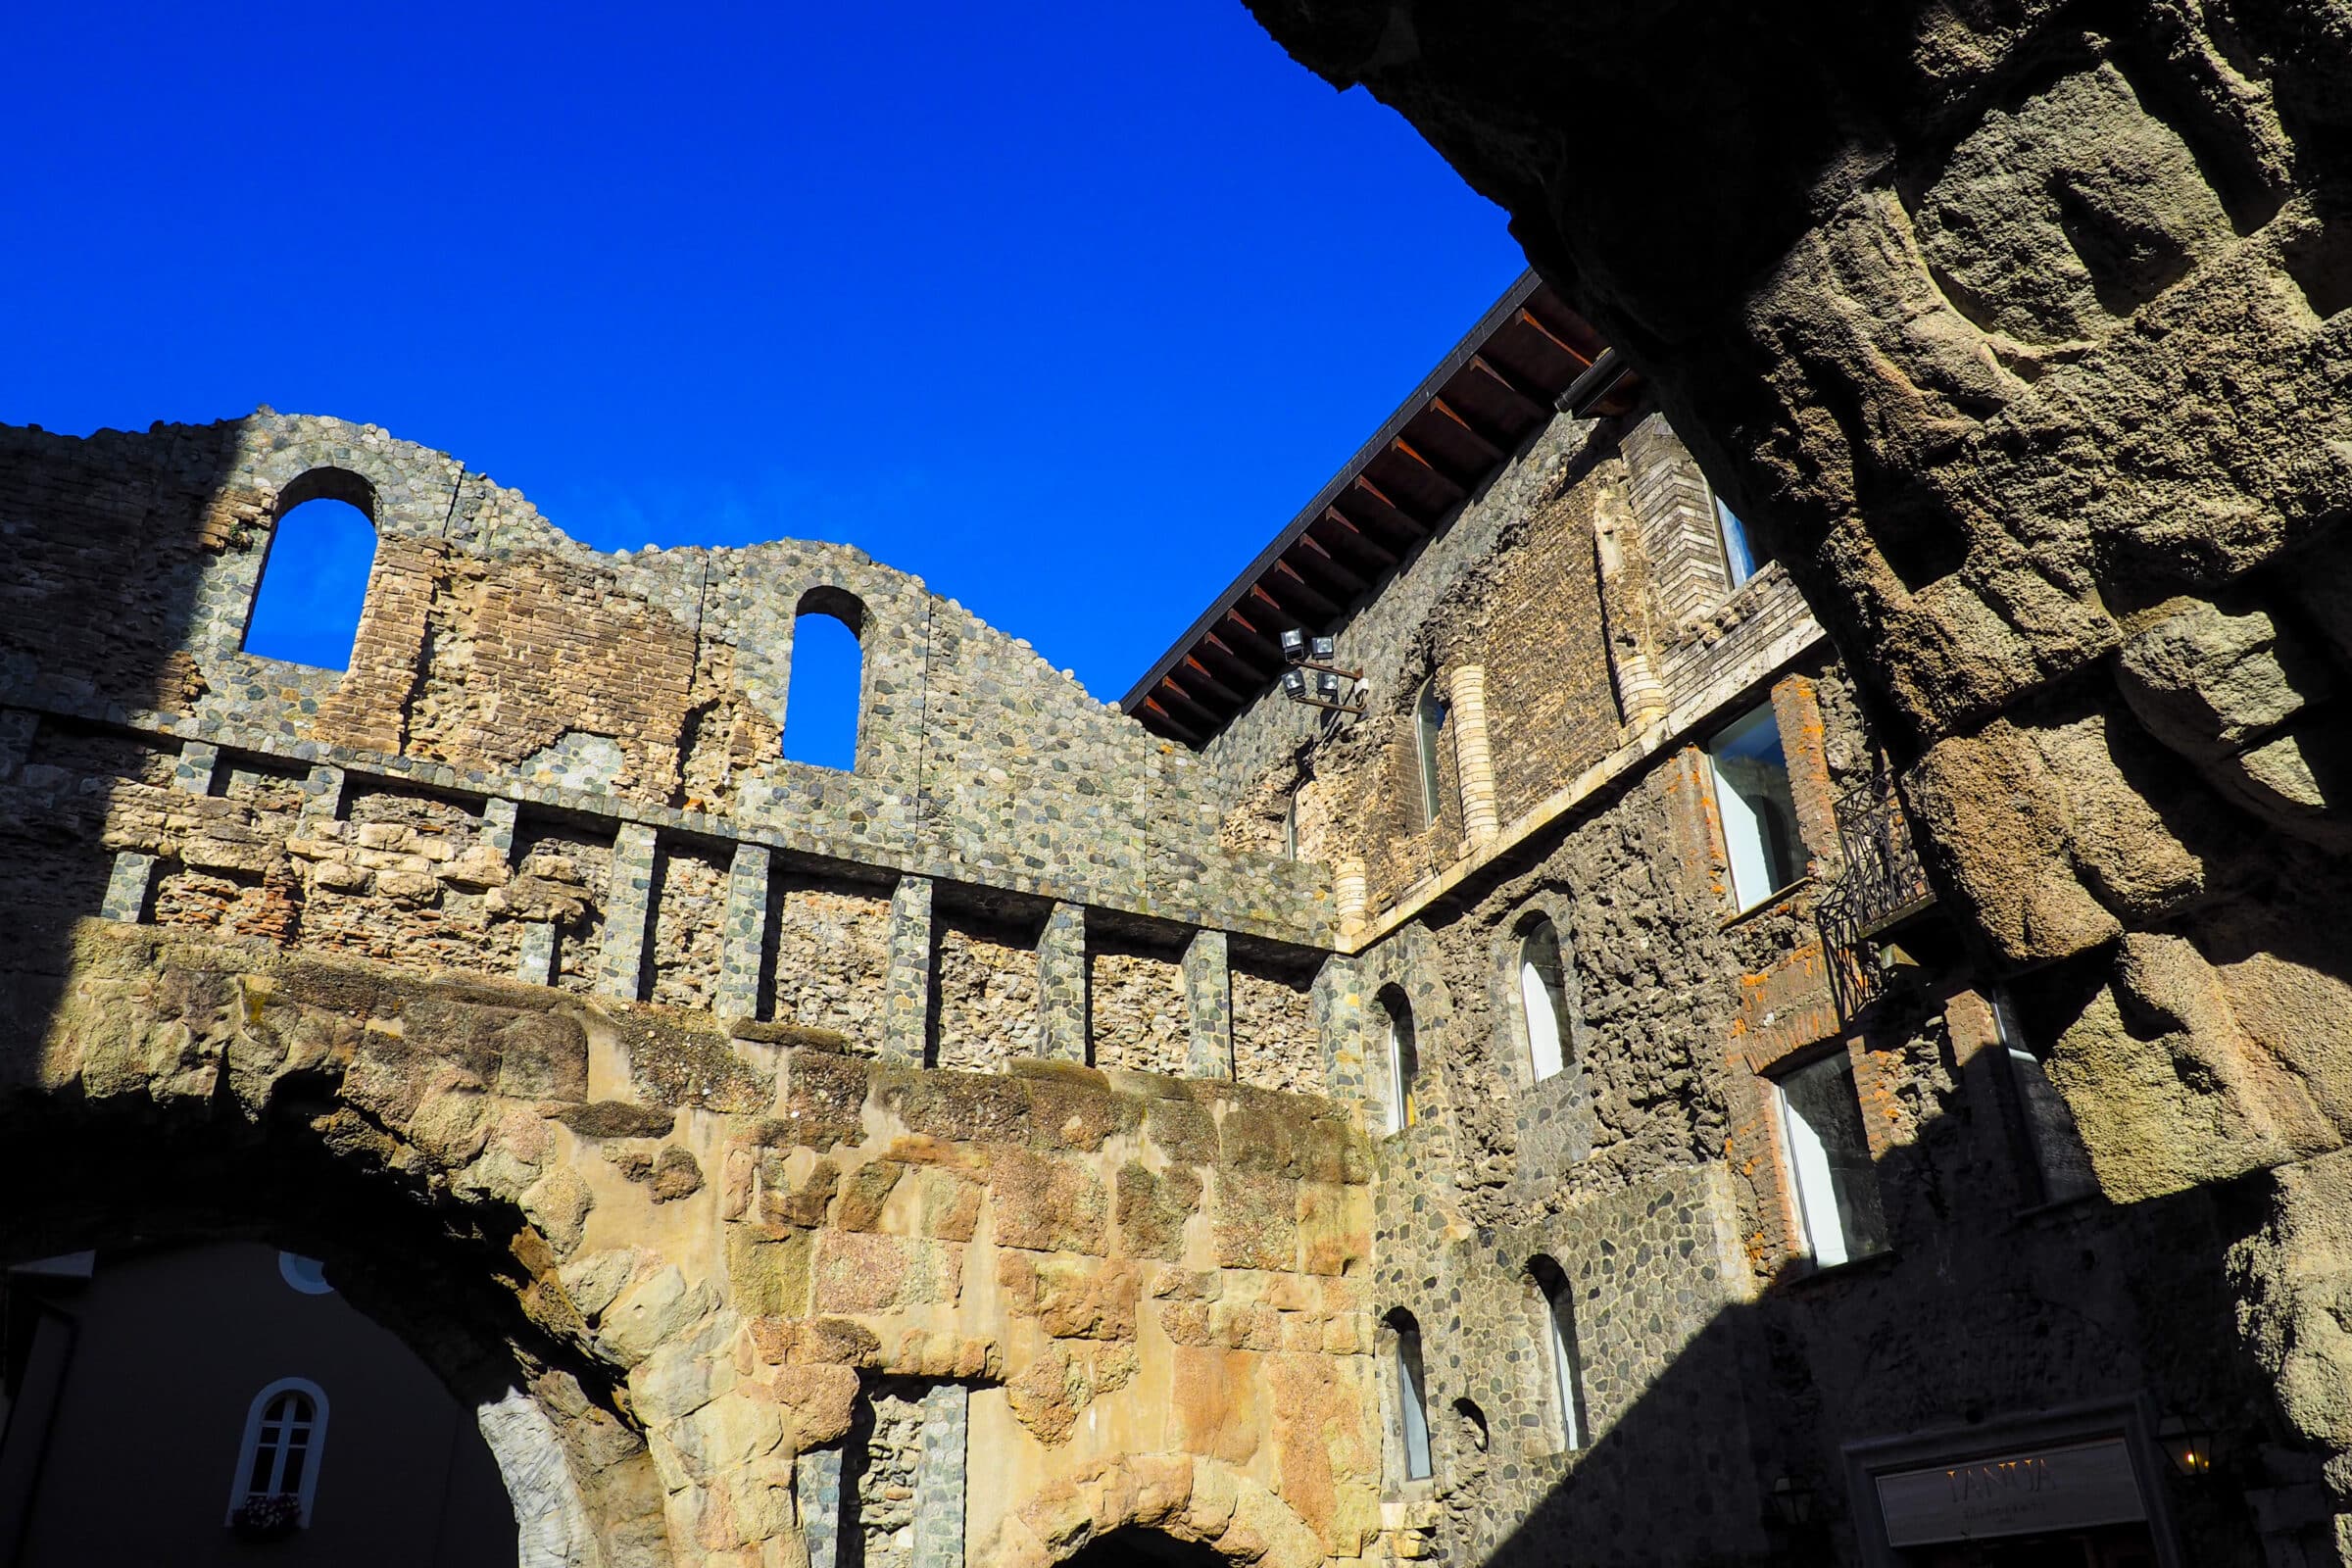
[1711,487,1763,588]
[243,488,377,670]
[1528,1256,1588,1451]
[782,590,867,771]
[1517,917,1571,1083]
[1386,1309,1433,1481]
[1414,682,1449,828]
[226,1377,329,1528]
[1379,986,1419,1134]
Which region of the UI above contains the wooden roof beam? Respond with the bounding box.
[1430,396,1508,464]
[1516,307,1592,367]
[1390,437,1470,501]
[1322,507,1401,568]
[1179,656,1246,708]
[1268,561,1345,621]
[1140,696,1206,747]
[1295,532,1371,597]
[1349,474,1431,534]
[1201,630,1276,684]
[1469,354,1550,419]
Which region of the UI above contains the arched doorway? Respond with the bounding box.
[1059,1528,1235,1568]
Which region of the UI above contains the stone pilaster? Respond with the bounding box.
[479,796,518,857]
[299,764,349,828]
[1183,928,1232,1081]
[1312,954,1367,1102]
[515,922,560,988]
[1035,902,1088,1061]
[797,1446,844,1568]
[884,874,935,1063]
[717,843,772,1023]
[105,738,221,922]
[597,822,660,1002]
[912,1383,967,1568]
[1447,663,1500,845]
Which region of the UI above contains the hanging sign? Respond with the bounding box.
[1877,1437,2147,1546]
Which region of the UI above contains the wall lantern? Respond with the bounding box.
[1277,629,1368,716]
[2158,1414,2216,1479]
[1766,1472,1817,1528]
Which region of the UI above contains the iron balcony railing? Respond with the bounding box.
[1816,768,1937,1021]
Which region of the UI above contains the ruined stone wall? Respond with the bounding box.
[0,921,1380,1568]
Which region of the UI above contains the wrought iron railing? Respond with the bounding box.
[1816,768,1937,1021]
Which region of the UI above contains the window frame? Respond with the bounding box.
[1770,1048,1888,1270]
[1386,1310,1434,1483]
[1381,989,1420,1135]
[1707,484,1761,590]
[226,1377,330,1527]
[1706,702,1805,913]
[1527,1256,1588,1452]
[1515,918,1571,1084]
[1413,681,1449,830]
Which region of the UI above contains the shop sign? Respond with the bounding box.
[1877,1437,2146,1546]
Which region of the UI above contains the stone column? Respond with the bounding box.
[104,739,220,922]
[1769,675,1840,878]
[597,822,660,1002]
[1447,663,1500,845]
[911,1383,967,1568]
[1035,902,1088,1062]
[1592,494,1671,731]
[717,843,772,1023]
[1183,929,1232,1081]
[883,874,935,1063]
[478,795,516,856]
[1335,858,1368,943]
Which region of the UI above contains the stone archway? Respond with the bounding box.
[0,921,671,1566]
[979,1457,1327,1568]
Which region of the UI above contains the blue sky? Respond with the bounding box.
[4,4,1522,733]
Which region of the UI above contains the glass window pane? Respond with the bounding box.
[1777,1052,1887,1266]
[1415,684,1448,827]
[1396,1327,1432,1480]
[1548,1291,1585,1449]
[1715,493,1758,587]
[1710,706,1802,907]
[1519,922,1569,1081]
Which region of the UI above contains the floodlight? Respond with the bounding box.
[1280,628,1307,664]
[1310,635,1337,662]
[1281,669,1308,699]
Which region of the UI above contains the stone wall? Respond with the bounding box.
[0,920,1376,1568]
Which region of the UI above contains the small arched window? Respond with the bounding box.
[244,471,378,669]
[226,1377,329,1527]
[1379,986,1419,1134]
[1517,917,1571,1083]
[1413,682,1449,828]
[1528,1256,1588,1451]
[1385,1309,1433,1481]
[782,589,867,770]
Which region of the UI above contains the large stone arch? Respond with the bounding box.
[979,1456,1326,1568]
[0,920,672,1565]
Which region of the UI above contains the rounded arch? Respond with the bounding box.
[273,465,379,520]
[784,585,871,770]
[229,1375,330,1526]
[1351,924,1454,1140]
[1524,1252,1589,1452]
[982,1454,1327,1568]
[0,1012,665,1567]
[244,466,382,669]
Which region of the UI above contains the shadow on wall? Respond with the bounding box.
[1385,985,2307,1568]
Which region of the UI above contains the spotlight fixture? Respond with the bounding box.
[1765,1473,1817,1529]
[1272,629,1368,716]
[2158,1413,2216,1480]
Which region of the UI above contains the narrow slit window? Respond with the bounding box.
[1527,1256,1587,1451]
[1708,703,1803,909]
[1517,918,1571,1083]
[1993,990,2100,1206]
[782,594,866,771]
[1414,682,1449,829]
[244,496,377,670]
[1387,1310,1433,1481]
[1712,490,1761,588]
[1381,987,1419,1134]
[227,1378,329,1527]
[1774,1051,1887,1268]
